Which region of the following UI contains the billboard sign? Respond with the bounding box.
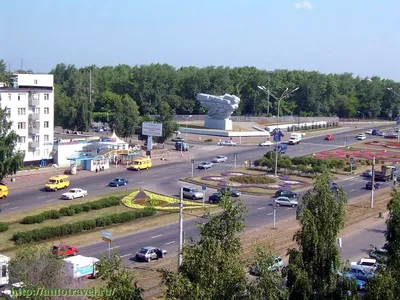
[142,122,163,137]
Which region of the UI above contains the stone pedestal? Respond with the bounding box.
[204,119,233,130]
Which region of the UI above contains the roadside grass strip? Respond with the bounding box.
[121,189,215,211]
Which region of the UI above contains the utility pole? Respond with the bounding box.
[89,69,92,104]
[370,155,376,209]
[273,204,276,229]
[267,77,271,116]
[178,187,183,270]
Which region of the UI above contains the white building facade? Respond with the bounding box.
[0,74,54,165]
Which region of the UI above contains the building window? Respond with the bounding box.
[33,135,40,142]
[18,108,26,115]
[18,94,21,101]
[34,149,40,156]
[17,136,26,143]
[44,107,50,114]
[44,93,49,100]
[44,121,49,128]
[1,265,6,278]
[6,108,11,115]
[44,134,49,142]
[34,107,40,114]
[44,149,49,156]
[34,79,38,85]
[8,93,11,101]
[17,122,26,129]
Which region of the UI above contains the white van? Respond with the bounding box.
[288,133,303,145]
[0,254,10,286]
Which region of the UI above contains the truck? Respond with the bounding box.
[288,133,302,145]
[0,254,10,286]
[374,165,393,182]
[62,255,100,279]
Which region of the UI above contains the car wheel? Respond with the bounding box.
[192,195,196,200]
[54,188,57,191]
[276,203,280,207]
[124,182,127,186]
[292,204,296,207]
[147,257,151,263]
[73,252,77,256]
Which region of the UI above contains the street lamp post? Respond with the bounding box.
[257,82,272,116]
[269,87,299,177]
[183,115,192,136]
[357,110,365,120]
[388,88,400,142]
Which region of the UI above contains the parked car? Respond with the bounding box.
[249,256,284,276]
[209,193,223,203]
[198,161,213,169]
[61,188,88,200]
[369,247,388,262]
[366,182,380,190]
[363,170,373,177]
[340,273,367,290]
[219,140,236,146]
[172,137,185,142]
[52,244,78,257]
[365,129,373,135]
[218,187,241,197]
[109,177,129,187]
[274,197,298,207]
[385,133,397,139]
[212,155,227,163]
[357,134,366,140]
[372,129,380,135]
[135,246,167,262]
[351,258,378,272]
[181,186,203,200]
[325,135,334,141]
[259,141,274,146]
[378,131,385,136]
[347,265,375,282]
[274,189,297,198]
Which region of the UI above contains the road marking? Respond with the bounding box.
[45,199,55,203]
[165,241,175,245]
[348,182,355,186]
[0,203,10,207]
[257,207,265,210]
[267,213,273,216]
[9,207,19,210]
[120,253,132,258]
[350,189,356,192]
[152,174,159,177]
[285,208,293,210]
[151,234,162,239]
[110,246,120,250]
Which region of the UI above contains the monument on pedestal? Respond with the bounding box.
[196,93,241,130]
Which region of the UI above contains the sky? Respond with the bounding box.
[1,0,400,81]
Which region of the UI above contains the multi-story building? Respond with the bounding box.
[0,74,54,165]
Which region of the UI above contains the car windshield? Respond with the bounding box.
[69,190,76,193]
[47,180,57,184]
[133,161,140,165]
[200,162,206,165]
[138,248,148,254]
[114,178,120,181]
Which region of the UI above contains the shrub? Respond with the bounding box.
[229,175,277,184]
[366,160,372,165]
[343,165,357,172]
[345,154,350,159]
[204,139,213,142]
[12,208,156,244]
[312,165,326,173]
[21,196,121,224]
[0,222,9,232]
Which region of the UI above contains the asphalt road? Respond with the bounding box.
[0,124,393,214]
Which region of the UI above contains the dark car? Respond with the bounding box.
[218,187,241,197]
[274,189,297,198]
[209,193,223,203]
[109,177,129,187]
[366,182,380,190]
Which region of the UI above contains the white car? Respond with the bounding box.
[212,155,227,163]
[259,141,273,146]
[365,129,373,135]
[351,258,378,272]
[357,134,366,140]
[61,188,88,200]
[219,140,236,146]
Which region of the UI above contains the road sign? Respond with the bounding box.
[273,134,281,142]
[191,159,195,164]
[101,231,112,243]
[350,157,355,165]
[271,129,284,137]
[202,185,207,191]
[397,118,400,126]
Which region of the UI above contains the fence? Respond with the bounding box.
[171,115,339,123]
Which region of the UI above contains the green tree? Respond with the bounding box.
[286,171,352,299]
[111,94,140,137]
[0,108,24,181]
[161,195,250,299]
[92,250,143,300]
[154,101,178,144]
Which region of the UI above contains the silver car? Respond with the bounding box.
[198,161,213,169]
[181,186,204,200]
[212,156,227,163]
[274,196,298,207]
[250,256,284,276]
[135,246,167,262]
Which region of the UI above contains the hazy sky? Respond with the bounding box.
[2,0,399,81]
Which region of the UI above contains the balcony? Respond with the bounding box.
[28,126,40,135]
[29,98,40,106]
[29,113,40,121]
[29,141,40,148]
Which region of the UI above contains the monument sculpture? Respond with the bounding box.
[196,93,241,130]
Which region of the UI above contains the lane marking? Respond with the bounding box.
[9,207,19,210]
[151,234,162,239]
[0,203,10,207]
[45,199,56,203]
[165,241,175,245]
[120,253,132,258]
[285,208,293,210]
[257,207,266,210]
[267,213,273,216]
[348,182,355,186]
[110,246,120,250]
[350,189,356,192]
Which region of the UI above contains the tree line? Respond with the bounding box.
[5,171,400,299]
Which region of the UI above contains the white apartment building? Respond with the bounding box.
[0,74,54,165]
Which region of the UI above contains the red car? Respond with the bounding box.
[52,244,78,257]
[325,135,334,141]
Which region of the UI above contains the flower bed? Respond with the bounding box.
[121,190,215,211]
[200,172,307,190]
[312,148,400,164]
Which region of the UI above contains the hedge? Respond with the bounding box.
[0,222,8,233]
[13,207,156,245]
[21,196,121,225]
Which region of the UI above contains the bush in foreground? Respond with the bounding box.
[0,222,9,232]
[13,207,156,244]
